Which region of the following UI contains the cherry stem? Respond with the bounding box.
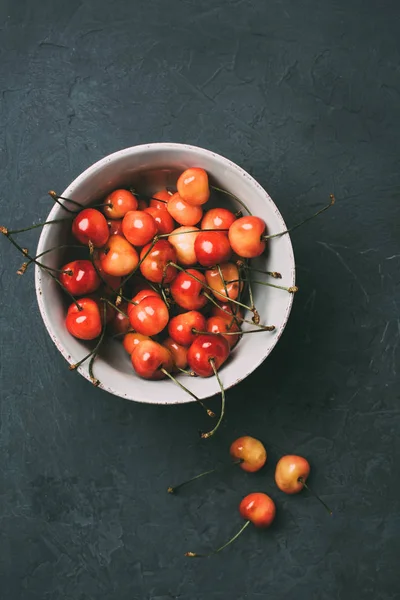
[263,194,336,241]
[3,218,72,235]
[186,520,251,558]
[216,263,246,327]
[100,297,128,318]
[23,244,84,270]
[129,189,172,205]
[200,358,225,439]
[193,326,274,336]
[70,302,107,373]
[240,264,282,279]
[160,368,215,418]
[48,190,83,208]
[120,236,159,288]
[210,185,252,216]
[48,191,79,214]
[299,478,333,516]
[168,459,243,494]
[176,367,196,377]
[202,292,269,330]
[230,278,298,294]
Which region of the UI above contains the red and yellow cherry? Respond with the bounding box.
[230,436,267,473]
[150,189,171,210]
[194,231,232,267]
[162,337,188,370]
[59,260,100,296]
[103,189,138,219]
[167,193,203,226]
[126,287,160,323]
[107,219,124,236]
[168,226,199,266]
[168,310,206,347]
[123,332,151,354]
[122,210,158,246]
[144,206,175,235]
[275,455,310,494]
[170,269,207,311]
[110,302,131,336]
[211,302,243,324]
[98,234,139,277]
[177,168,209,206]
[131,340,173,380]
[139,239,177,283]
[187,334,229,377]
[65,298,102,340]
[201,208,236,233]
[205,262,241,301]
[128,295,169,336]
[72,208,109,248]
[206,316,241,349]
[228,216,266,258]
[93,252,122,291]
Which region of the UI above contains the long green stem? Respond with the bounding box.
[70,303,107,372]
[202,292,270,330]
[168,459,243,494]
[193,327,274,336]
[227,278,298,294]
[200,359,225,439]
[3,218,72,235]
[263,195,335,240]
[299,478,333,516]
[48,190,83,208]
[160,368,215,418]
[241,265,282,279]
[210,185,252,216]
[186,520,251,558]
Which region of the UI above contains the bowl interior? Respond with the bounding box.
[35,143,295,404]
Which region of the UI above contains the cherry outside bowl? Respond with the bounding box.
[35,143,295,405]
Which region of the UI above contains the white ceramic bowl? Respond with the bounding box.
[35,143,295,405]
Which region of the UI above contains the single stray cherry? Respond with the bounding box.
[230,436,267,472]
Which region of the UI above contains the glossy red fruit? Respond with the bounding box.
[275,455,311,494]
[168,311,206,347]
[228,216,266,258]
[65,298,102,340]
[144,206,175,235]
[122,210,158,246]
[187,334,230,377]
[239,493,276,528]
[230,436,267,473]
[128,295,169,336]
[170,269,207,310]
[167,193,203,226]
[110,302,131,336]
[59,260,100,296]
[93,253,122,292]
[150,189,171,211]
[163,337,188,370]
[72,208,110,248]
[107,219,124,236]
[205,262,241,301]
[131,340,174,380]
[103,189,138,219]
[177,168,210,206]
[123,332,151,354]
[139,240,177,284]
[201,208,236,234]
[211,302,243,323]
[206,316,241,349]
[194,231,232,267]
[99,234,139,277]
[126,288,160,321]
[168,226,199,266]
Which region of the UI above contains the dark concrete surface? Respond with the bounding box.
[1,1,399,598]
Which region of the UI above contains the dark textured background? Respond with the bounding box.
[1,0,399,598]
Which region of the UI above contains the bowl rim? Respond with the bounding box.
[35,142,295,404]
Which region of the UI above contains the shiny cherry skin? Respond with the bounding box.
[194,230,232,267]
[123,332,151,354]
[93,252,122,292]
[201,207,236,234]
[99,234,139,277]
[275,455,311,494]
[131,340,174,380]
[126,288,160,321]
[103,189,138,219]
[230,436,267,473]
[139,240,177,284]
[110,302,131,335]
[228,216,266,258]
[170,269,207,311]
[128,295,169,336]
[239,493,276,528]
[168,310,206,347]
[65,298,102,340]
[206,316,241,349]
[72,208,109,248]
[187,334,230,377]
[168,226,199,266]
[163,337,188,370]
[205,262,241,301]
[59,260,100,296]
[107,219,124,236]
[167,193,203,226]
[144,206,175,235]
[150,189,171,211]
[177,167,210,206]
[122,210,158,246]
[211,302,243,324]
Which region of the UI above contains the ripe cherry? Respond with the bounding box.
[144,206,175,235]
[59,260,100,296]
[205,262,241,301]
[131,340,173,380]
[194,231,232,267]
[168,310,206,347]
[150,189,171,210]
[177,167,210,206]
[230,436,267,473]
[65,297,102,340]
[72,208,109,248]
[126,287,160,322]
[187,334,229,378]
[139,240,177,284]
[99,234,139,277]
[122,210,158,246]
[201,208,236,233]
[109,302,131,336]
[167,193,203,226]
[206,316,241,349]
[162,337,188,370]
[170,268,207,311]
[107,219,124,236]
[103,189,138,219]
[123,332,151,354]
[93,252,122,292]
[228,216,266,258]
[168,226,200,266]
[128,295,169,336]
